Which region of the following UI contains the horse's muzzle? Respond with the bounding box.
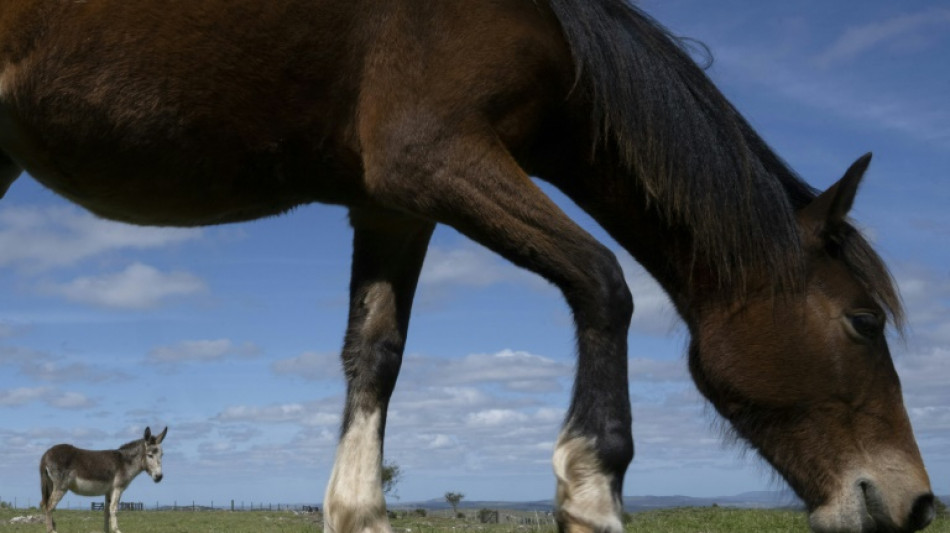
[153,473,164,483]
[810,479,935,533]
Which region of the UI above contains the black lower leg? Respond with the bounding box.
[565,248,635,479]
[324,208,434,532]
[339,208,435,433]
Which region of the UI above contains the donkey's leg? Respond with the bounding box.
[105,488,123,533]
[324,208,435,533]
[361,126,633,533]
[103,492,111,533]
[42,487,65,533]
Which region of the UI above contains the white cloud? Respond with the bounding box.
[424,434,455,450]
[466,409,530,427]
[0,386,49,407]
[0,205,200,271]
[419,244,540,289]
[898,346,950,464]
[0,344,114,383]
[21,359,106,383]
[215,401,340,427]
[417,242,682,339]
[0,386,95,410]
[898,346,950,399]
[814,8,950,68]
[404,349,572,393]
[0,322,18,338]
[711,30,950,148]
[43,262,206,309]
[629,357,690,383]
[147,339,260,364]
[617,253,682,336]
[390,385,492,413]
[271,351,342,381]
[893,266,950,346]
[0,344,42,367]
[218,403,306,423]
[47,391,96,409]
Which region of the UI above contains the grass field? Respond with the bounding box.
[2,507,948,532]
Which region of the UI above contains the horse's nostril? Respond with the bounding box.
[908,493,935,531]
[154,474,163,483]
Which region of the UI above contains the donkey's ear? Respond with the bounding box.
[156,427,168,444]
[144,426,152,440]
[798,153,871,243]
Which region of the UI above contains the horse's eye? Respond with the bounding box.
[848,312,883,340]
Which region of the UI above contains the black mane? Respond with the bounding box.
[549,0,902,324]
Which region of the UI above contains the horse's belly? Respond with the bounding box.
[69,477,113,496]
[0,5,365,227]
[1,97,359,226]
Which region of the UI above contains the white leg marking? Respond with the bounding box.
[107,489,123,533]
[553,432,623,533]
[325,409,390,533]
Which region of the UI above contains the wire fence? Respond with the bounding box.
[0,498,321,513]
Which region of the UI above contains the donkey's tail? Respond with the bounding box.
[39,456,52,510]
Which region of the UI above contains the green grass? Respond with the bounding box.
[0,509,318,533]
[1,507,948,532]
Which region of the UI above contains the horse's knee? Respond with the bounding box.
[594,249,633,325]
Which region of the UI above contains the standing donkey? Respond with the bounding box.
[39,427,167,533]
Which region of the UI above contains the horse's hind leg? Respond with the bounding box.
[360,121,633,533]
[324,208,435,533]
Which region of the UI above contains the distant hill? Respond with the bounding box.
[391,491,805,512]
[622,491,804,511]
[284,492,950,515]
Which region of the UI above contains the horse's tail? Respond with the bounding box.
[546,0,808,293]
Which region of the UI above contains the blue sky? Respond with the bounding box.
[1,0,948,509]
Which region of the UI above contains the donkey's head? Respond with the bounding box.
[688,155,933,532]
[142,426,167,483]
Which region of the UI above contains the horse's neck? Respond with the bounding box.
[551,170,708,324]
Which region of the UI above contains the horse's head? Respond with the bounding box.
[143,426,168,483]
[688,155,933,532]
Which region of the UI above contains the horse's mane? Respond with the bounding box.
[549,0,902,325]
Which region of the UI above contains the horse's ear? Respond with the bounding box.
[156,427,168,444]
[144,426,152,440]
[798,153,871,245]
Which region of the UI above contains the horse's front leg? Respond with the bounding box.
[324,208,435,533]
[553,327,633,533]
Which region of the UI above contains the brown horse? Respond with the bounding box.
[0,1,934,532]
[40,427,167,533]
